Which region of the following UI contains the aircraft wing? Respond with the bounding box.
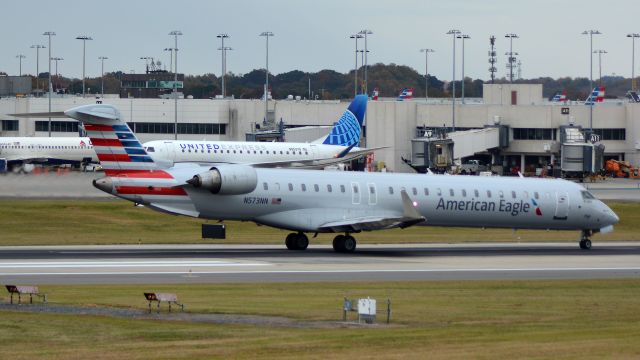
[318,190,425,232]
[3,155,50,163]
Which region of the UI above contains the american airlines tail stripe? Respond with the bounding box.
[100,162,157,170]
[84,124,114,132]
[120,140,143,148]
[91,138,123,147]
[86,132,119,140]
[97,153,131,162]
[112,125,130,132]
[116,133,136,140]
[129,155,154,163]
[125,148,147,155]
[116,186,187,196]
[104,169,174,179]
[95,147,127,155]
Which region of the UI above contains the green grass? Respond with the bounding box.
[1,280,639,359]
[0,199,638,245]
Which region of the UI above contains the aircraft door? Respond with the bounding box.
[162,141,176,166]
[554,191,569,220]
[351,182,361,205]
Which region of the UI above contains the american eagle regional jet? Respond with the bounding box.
[63,102,619,252]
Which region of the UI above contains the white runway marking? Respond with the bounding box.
[0,260,269,269]
[1,267,639,276]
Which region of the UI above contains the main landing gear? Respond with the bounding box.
[285,232,309,251]
[333,234,357,253]
[579,230,593,250]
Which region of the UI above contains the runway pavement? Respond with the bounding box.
[0,242,639,284]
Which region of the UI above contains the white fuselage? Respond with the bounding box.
[143,140,356,167]
[0,137,97,165]
[111,167,618,234]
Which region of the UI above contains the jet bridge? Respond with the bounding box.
[404,126,508,173]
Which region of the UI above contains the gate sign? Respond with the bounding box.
[425,130,433,137]
[561,107,570,115]
[590,134,601,143]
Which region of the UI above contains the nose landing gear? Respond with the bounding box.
[333,234,357,253]
[579,230,592,250]
[285,232,309,250]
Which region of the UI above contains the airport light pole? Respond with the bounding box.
[31,44,45,91]
[169,30,182,140]
[217,33,230,98]
[457,34,470,104]
[163,48,175,72]
[583,29,601,134]
[350,34,363,96]
[51,57,63,92]
[505,33,519,83]
[43,31,55,137]
[358,29,372,95]
[628,33,640,91]
[16,54,26,76]
[76,35,93,98]
[447,29,460,132]
[140,56,153,73]
[420,48,434,102]
[99,56,108,98]
[260,31,274,124]
[593,50,607,86]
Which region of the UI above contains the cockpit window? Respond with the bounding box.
[581,190,596,200]
[146,147,155,152]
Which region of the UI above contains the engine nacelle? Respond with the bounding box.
[187,165,258,195]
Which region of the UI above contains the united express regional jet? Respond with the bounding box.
[65,103,619,253]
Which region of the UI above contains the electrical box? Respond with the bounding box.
[201,224,226,239]
[358,298,377,324]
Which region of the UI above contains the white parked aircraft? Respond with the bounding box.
[0,136,96,171]
[142,95,374,168]
[4,95,372,171]
[66,102,619,252]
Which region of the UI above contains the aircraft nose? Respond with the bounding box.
[603,204,619,226]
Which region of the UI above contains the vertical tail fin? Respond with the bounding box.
[397,88,414,101]
[321,94,367,147]
[64,104,158,175]
[585,87,605,105]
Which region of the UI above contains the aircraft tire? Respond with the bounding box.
[343,236,357,253]
[333,235,346,252]
[285,233,297,250]
[295,233,309,250]
[581,239,592,250]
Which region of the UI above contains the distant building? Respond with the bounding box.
[0,76,32,97]
[119,72,184,98]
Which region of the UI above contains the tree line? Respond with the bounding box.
[28,64,635,100]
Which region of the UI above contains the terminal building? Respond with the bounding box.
[0,84,638,174]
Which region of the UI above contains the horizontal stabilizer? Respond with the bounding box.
[9,111,67,118]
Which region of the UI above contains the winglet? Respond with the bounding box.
[400,190,424,220]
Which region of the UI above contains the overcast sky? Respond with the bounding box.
[2,0,638,82]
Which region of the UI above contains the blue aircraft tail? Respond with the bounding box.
[322,95,367,147]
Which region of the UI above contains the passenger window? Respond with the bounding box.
[462,189,467,197]
[534,192,540,199]
[301,184,307,192]
[524,191,529,199]
[424,188,429,196]
[437,188,442,196]
[499,191,504,198]
[412,187,417,196]
[314,184,319,192]
[487,190,492,198]
[449,189,454,196]
[288,183,293,191]
[327,184,332,192]
[370,185,376,194]
[474,189,479,197]
[389,187,394,195]
[340,185,345,193]
[263,182,268,190]
[353,185,359,194]
[511,191,516,199]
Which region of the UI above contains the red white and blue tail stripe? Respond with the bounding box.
[64,104,197,215]
[585,87,605,105]
[397,88,413,101]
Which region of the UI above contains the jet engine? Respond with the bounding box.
[187,165,258,195]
